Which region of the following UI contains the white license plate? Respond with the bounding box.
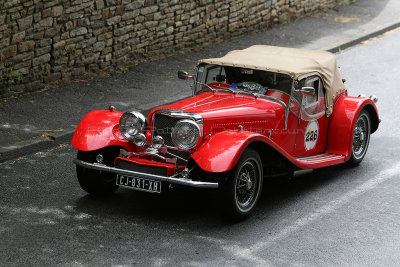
[116,174,161,193]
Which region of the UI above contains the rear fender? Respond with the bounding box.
[327,96,379,157]
[71,110,137,152]
[191,130,291,173]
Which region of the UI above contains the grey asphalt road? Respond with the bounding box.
[1,28,400,266]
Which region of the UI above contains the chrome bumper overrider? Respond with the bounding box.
[73,158,219,189]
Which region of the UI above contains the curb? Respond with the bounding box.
[325,21,400,53]
[1,22,399,163]
[0,92,192,163]
[0,129,76,163]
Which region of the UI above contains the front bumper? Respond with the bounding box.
[73,158,219,189]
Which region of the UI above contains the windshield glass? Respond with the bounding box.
[195,64,293,104]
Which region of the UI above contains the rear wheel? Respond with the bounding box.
[347,110,371,166]
[221,148,263,221]
[76,147,120,196]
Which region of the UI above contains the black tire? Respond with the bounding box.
[221,148,263,221]
[347,110,371,166]
[76,147,120,196]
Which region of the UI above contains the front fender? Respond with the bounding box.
[71,110,137,152]
[327,96,379,157]
[191,130,286,173]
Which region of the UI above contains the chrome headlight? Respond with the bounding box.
[119,111,146,141]
[171,119,201,150]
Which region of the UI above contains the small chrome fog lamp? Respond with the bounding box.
[152,135,164,150]
[133,133,147,147]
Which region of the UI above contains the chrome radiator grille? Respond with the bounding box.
[152,112,196,165]
[152,113,180,147]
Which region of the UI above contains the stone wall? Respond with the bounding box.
[0,0,343,97]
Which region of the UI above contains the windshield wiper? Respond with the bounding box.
[195,81,238,94]
[195,81,216,92]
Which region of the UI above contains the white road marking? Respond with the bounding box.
[195,161,400,266]
[251,161,400,252]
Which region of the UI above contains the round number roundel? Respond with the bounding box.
[304,120,319,151]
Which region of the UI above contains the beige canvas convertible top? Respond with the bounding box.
[198,45,345,116]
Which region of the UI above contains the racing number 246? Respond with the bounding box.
[306,130,318,142]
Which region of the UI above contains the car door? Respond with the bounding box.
[291,76,329,156]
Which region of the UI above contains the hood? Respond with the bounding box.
[151,92,286,135]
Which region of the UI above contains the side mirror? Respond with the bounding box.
[178,70,193,80]
[297,86,316,96]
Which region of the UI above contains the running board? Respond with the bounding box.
[295,153,346,169]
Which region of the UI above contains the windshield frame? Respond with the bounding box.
[193,64,292,108]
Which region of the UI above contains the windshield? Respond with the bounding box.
[195,64,293,104]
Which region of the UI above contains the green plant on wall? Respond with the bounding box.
[116,65,129,73]
[38,64,50,81]
[281,15,288,24]
[343,0,358,5]
[0,68,22,90]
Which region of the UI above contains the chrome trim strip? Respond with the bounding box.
[296,154,345,162]
[183,95,234,109]
[181,94,215,110]
[73,159,218,189]
[296,153,330,160]
[154,109,203,124]
[298,156,343,163]
[297,154,341,160]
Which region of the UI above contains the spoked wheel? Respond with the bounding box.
[76,147,120,196]
[348,110,371,166]
[221,148,263,221]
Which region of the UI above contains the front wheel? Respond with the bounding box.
[76,147,120,196]
[221,148,263,221]
[347,110,371,166]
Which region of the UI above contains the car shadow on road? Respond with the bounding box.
[74,186,223,224]
[73,164,348,227]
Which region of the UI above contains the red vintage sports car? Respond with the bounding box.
[72,45,379,220]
